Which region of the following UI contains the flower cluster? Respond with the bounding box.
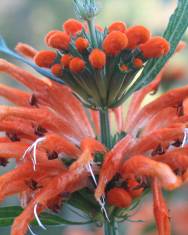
[34,19,170,108]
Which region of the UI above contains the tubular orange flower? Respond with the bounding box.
[15,43,38,58]
[103,31,128,55]
[34,50,57,68]
[107,187,132,208]
[75,37,89,52]
[63,18,83,35]
[60,54,73,68]
[47,31,71,50]
[108,21,127,33]
[51,64,63,77]
[89,48,106,69]
[126,25,150,49]
[69,57,85,73]
[140,36,170,58]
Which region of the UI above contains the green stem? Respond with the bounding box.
[104,220,119,235]
[99,109,111,149]
[87,18,98,48]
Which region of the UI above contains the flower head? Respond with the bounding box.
[63,18,83,35]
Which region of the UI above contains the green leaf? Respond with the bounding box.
[0,206,91,227]
[112,0,188,107]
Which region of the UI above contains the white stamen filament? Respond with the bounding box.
[86,162,110,222]
[22,137,46,171]
[34,203,47,230]
[182,128,188,147]
[28,225,38,235]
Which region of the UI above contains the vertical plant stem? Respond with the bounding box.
[99,109,111,149]
[87,18,98,48]
[104,220,119,235]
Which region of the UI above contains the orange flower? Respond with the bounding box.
[126,25,150,49]
[75,37,89,52]
[89,48,106,69]
[103,31,128,55]
[63,18,83,36]
[107,187,132,208]
[51,64,63,77]
[60,54,73,68]
[69,57,85,73]
[44,30,60,45]
[47,31,71,50]
[140,36,170,58]
[133,58,143,69]
[108,21,127,33]
[15,43,38,58]
[34,50,57,68]
[120,64,128,72]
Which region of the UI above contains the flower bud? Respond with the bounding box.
[60,54,73,68]
[107,187,132,208]
[103,31,128,55]
[44,30,60,46]
[51,64,63,77]
[108,21,127,33]
[140,36,170,58]
[63,18,83,36]
[69,57,85,73]
[120,64,128,72]
[89,49,106,69]
[126,25,150,49]
[34,50,57,68]
[48,32,71,50]
[75,37,89,52]
[133,58,143,69]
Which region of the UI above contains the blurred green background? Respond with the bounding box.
[0,0,187,234]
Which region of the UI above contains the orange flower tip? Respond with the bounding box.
[133,58,143,69]
[140,36,170,58]
[44,30,60,45]
[15,43,37,58]
[51,64,63,77]
[60,54,73,68]
[103,31,128,55]
[95,24,104,32]
[34,50,57,68]
[108,21,127,33]
[63,18,83,36]
[75,37,89,53]
[120,64,128,72]
[48,32,71,50]
[127,179,143,198]
[89,48,106,69]
[126,25,151,49]
[107,187,132,208]
[69,57,85,73]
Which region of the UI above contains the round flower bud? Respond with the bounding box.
[48,32,71,50]
[126,25,150,49]
[107,187,132,208]
[108,21,127,33]
[34,50,57,68]
[51,64,63,77]
[89,49,106,69]
[69,57,85,73]
[60,54,73,68]
[133,58,143,69]
[63,18,83,36]
[75,37,89,52]
[44,30,60,46]
[120,64,128,72]
[127,179,143,198]
[140,36,170,58]
[103,31,128,55]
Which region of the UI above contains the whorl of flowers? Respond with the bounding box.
[34,17,170,109]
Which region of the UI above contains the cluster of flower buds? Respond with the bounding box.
[34,19,170,109]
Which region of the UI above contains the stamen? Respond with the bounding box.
[22,137,46,171]
[86,162,110,222]
[34,203,47,230]
[28,225,38,235]
[181,128,188,147]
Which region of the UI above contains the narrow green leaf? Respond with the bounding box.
[0,206,91,227]
[112,0,188,107]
